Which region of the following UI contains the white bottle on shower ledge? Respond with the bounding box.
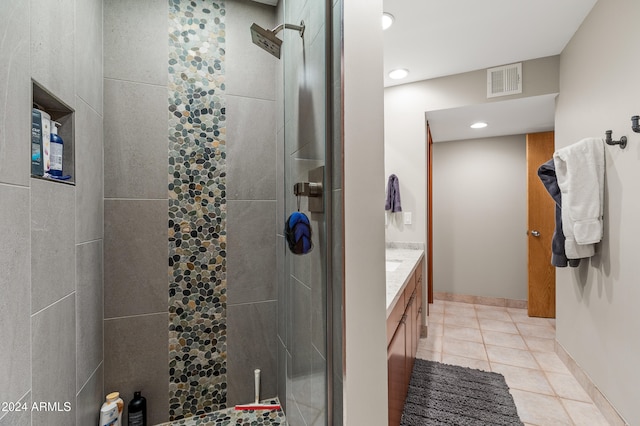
[99,392,124,426]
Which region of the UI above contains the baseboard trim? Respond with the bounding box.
[555,341,628,426]
[433,292,527,309]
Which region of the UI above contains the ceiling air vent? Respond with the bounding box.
[487,63,522,98]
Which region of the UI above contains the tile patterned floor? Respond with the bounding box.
[157,398,287,426]
[418,300,611,426]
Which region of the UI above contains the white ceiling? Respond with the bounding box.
[427,94,557,142]
[383,0,598,141]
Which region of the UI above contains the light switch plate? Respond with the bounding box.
[404,212,412,225]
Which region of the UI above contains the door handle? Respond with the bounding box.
[531,230,540,237]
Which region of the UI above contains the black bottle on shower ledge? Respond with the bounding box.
[127,391,147,426]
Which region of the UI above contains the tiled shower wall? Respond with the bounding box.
[225,0,279,410]
[103,0,171,424]
[104,0,279,423]
[167,0,228,419]
[0,0,104,425]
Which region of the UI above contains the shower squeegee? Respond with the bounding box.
[234,369,281,411]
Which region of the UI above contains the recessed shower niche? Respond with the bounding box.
[31,80,75,185]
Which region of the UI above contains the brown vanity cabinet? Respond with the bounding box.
[387,258,424,426]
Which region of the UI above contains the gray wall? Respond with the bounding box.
[103,0,169,424]
[0,0,104,425]
[103,0,281,423]
[555,0,640,423]
[432,135,527,300]
[384,55,560,246]
[226,0,278,408]
[342,0,389,423]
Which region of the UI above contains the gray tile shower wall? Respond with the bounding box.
[76,241,104,393]
[226,1,277,101]
[226,301,278,404]
[76,365,104,426]
[0,186,31,407]
[104,199,168,318]
[72,0,106,420]
[75,99,104,243]
[102,0,282,423]
[225,96,277,201]
[31,180,76,314]
[104,313,170,426]
[225,0,280,411]
[31,294,76,426]
[227,200,277,305]
[0,0,30,187]
[104,0,169,86]
[31,0,75,108]
[0,392,31,426]
[103,0,170,423]
[75,0,104,116]
[103,79,169,199]
[0,0,104,424]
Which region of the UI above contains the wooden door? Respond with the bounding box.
[526,131,556,318]
[426,121,433,305]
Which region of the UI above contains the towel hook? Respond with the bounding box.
[632,116,640,133]
[605,130,627,149]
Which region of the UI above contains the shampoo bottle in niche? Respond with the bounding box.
[99,392,124,426]
[31,107,51,175]
[31,109,44,176]
[49,121,63,177]
[127,391,147,426]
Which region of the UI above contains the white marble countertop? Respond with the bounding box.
[386,247,425,318]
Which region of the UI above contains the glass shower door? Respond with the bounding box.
[276,0,332,424]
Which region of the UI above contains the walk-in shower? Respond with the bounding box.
[249,21,305,58]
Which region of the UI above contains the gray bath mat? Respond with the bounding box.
[401,359,523,425]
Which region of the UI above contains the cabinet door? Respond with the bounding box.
[405,292,416,384]
[387,289,405,347]
[388,321,407,426]
[415,268,423,347]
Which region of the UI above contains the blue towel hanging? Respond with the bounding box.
[285,211,313,255]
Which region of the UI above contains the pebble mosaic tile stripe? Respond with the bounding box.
[158,399,287,426]
[168,0,227,420]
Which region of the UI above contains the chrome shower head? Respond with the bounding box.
[250,21,305,59]
[250,23,283,59]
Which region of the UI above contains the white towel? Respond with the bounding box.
[553,138,605,259]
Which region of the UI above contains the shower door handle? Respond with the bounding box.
[293,166,324,213]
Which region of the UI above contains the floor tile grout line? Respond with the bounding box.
[504,309,572,424]
[426,301,608,425]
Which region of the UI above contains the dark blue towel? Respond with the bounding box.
[385,174,402,212]
[285,212,313,255]
[538,159,579,268]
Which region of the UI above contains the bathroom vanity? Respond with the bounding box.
[385,247,425,426]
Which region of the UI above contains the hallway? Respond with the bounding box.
[418,300,609,425]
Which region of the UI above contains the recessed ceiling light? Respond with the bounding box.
[389,68,409,80]
[470,122,488,129]
[382,13,394,30]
